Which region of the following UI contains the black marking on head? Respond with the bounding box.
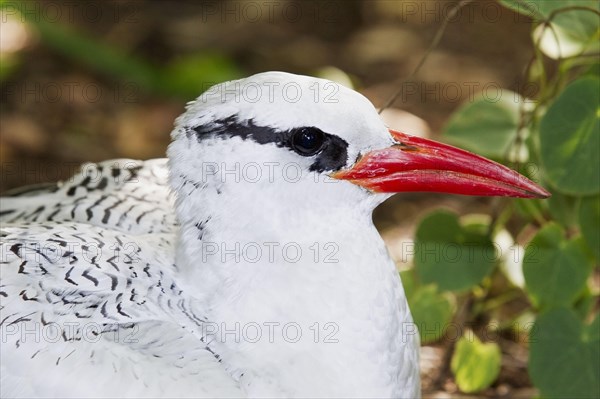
[189,117,349,173]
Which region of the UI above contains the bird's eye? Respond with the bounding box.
[291,127,325,156]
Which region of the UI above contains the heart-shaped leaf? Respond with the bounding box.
[540,77,600,195]
[451,333,502,393]
[414,211,497,292]
[501,1,600,53]
[529,308,600,398]
[523,223,593,308]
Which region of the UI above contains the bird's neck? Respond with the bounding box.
[172,186,419,397]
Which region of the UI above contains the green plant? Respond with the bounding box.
[404,1,599,396]
[1,1,243,99]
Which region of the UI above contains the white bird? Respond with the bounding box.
[0,72,548,398]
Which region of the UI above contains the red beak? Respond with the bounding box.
[331,129,550,199]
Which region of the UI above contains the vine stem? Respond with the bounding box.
[433,293,473,389]
[490,2,600,234]
[378,0,474,113]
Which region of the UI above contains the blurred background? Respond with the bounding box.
[1,1,598,398]
[0,0,534,192]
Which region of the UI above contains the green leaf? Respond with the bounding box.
[442,92,525,161]
[399,269,417,301]
[501,1,600,43]
[529,308,600,399]
[533,22,599,59]
[573,288,596,321]
[499,0,542,17]
[523,223,593,308]
[451,333,501,393]
[579,195,600,259]
[414,211,497,292]
[540,77,600,195]
[407,285,454,344]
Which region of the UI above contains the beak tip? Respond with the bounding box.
[531,187,551,199]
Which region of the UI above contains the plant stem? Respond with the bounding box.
[379,0,474,113]
[433,292,473,389]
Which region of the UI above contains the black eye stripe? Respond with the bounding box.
[189,117,348,172]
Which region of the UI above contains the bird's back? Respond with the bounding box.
[0,159,242,398]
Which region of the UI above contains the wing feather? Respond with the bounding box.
[0,159,243,397]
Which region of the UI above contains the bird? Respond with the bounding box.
[0,71,549,398]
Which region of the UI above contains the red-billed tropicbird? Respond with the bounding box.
[0,72,549,398]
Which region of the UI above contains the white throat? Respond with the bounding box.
[168,138,420,397]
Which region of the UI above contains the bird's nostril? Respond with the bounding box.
[394,143,420,152]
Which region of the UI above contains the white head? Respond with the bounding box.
[166,72,548,397]
[168,71,547,213]
[167,72,395,223]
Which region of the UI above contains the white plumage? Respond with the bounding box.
[1,72,421,398]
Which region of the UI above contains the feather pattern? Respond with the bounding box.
[1,72,422,398]
[1,160,243,398]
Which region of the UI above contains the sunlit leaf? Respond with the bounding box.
[501,0,600,56]
[533,22,599,59]
[451,333,501,393]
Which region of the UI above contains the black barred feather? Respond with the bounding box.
[0,159,242,398]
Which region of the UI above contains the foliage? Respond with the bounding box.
[414,211,497,292]
[451,332,502,393]
[405,1,600,396]
[529,308,599,399]
[2,0,598,396]
[1,1,243,99]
